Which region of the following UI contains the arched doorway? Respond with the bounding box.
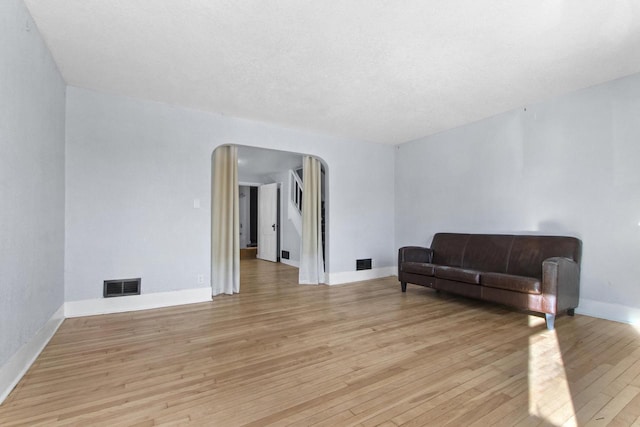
[211,145,328,294]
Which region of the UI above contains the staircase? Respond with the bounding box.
[289,168,325,266]
[289,169,303,236]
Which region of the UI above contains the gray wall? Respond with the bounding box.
[0,0,66,366]
[395,72,640,320]
[65,86,395,301]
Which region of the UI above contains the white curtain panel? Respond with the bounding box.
[299,156,325,285]
[211,145,240,296]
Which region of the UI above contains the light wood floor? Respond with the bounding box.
[1,260,640,426]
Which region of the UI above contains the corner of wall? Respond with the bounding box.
[0,305,64,405]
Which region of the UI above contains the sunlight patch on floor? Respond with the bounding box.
[527,315,546,328]
[528,325,576,426]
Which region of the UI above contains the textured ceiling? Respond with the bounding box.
[23,0,640,144]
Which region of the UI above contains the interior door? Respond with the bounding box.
[257,183,278,262]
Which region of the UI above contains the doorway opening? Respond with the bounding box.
[239,183,282,263]
[211,144,328,293]
[236,146,312,268]
[239,185,258,260]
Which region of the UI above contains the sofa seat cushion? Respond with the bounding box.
[480,272,541,294]
[434,266,481,284]
[402,262,435,276]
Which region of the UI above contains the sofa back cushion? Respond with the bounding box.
[462,234,513,273]
[431,233,470,267]
[430,233,582,279]
[506,235,582,279]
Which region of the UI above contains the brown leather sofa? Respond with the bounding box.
[398,233,582,329]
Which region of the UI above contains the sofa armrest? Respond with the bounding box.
[398,246,434,266]
[542,257,580,313]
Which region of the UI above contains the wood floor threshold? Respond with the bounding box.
[1,259,640,426]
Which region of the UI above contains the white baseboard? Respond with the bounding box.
[280,258,300,268]
[325,266,397,285]
[65,287,212,318]
[0,304,64,405]
[576,298,640,325]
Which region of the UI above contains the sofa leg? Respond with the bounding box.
[567,308,575,316]
[401,282,407,292]
[545,314,555,330]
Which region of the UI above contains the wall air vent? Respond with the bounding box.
[356,259,372,271]
[103,278,141,297]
